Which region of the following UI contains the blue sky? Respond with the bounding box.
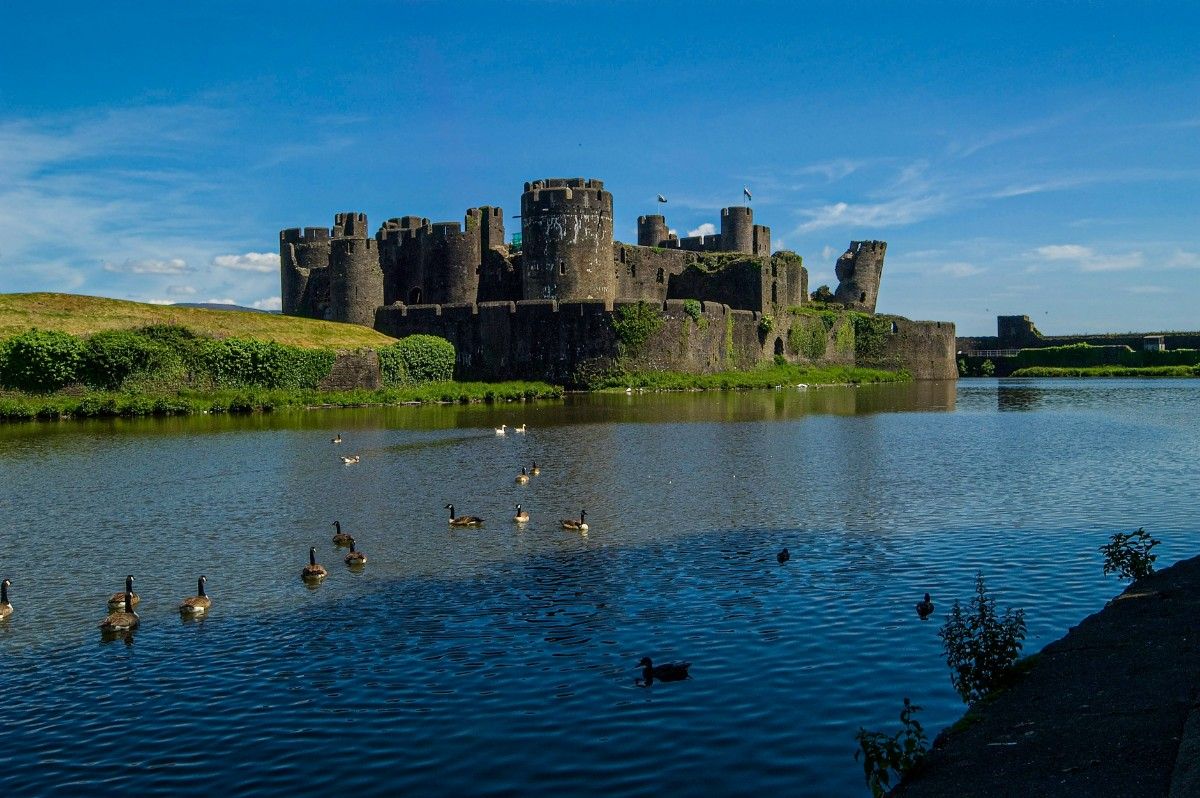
[0,1,1195,335]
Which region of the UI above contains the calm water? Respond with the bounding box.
[0,379,1196,797]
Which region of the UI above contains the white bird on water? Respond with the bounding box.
[495,424,507,436]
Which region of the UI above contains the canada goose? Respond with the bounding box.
[332,520,353,547]
[0,579,12,620]
[331,433,343,444]
[777,547,790,564]
[446,504,484,527]
[515,424,527,433]
[638,657,691,684]
[301,547,328,582]
[495,424,507,436]
[513,504,530,523]
[515,467,529,484]
[340,455,361,464]
[344,538,367,566]
[108,575,139,611]
[530,462,541,476]
[560,510,588,531]
[99,585,139,631]
[179,576,212,615]
[916,593,935,619]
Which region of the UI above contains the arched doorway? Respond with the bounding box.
[408,287,422,304]
[774,337,784,356]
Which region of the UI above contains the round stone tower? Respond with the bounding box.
[330,212,384,326]
[833,240,887,313]
[279,226,331,317]
[720,207,755,254]
[520,178,614,301]
[637,214,669,247]
[420,215,483,304]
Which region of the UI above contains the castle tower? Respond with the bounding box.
[752,224,771,257]
[833,240,887,313]
[478,205,505,251]
[720,207,754,254]
[280,227,331,318]
[637,214,669,247]
[419,213,483,304]
[521,178,614,301]
[377,216,427,305]
[330,212,384,326]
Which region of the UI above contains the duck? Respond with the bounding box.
[331,433,343,444]
[179,575,212,616]
[446,504,484,527]
[0,578,11,620]
[99,584,139,631]
[513,504,530,524]
[560,510,588,531]
[777,547,790,564]
[301,547,328,582]
[340,455,361,464]
[916,593,935,619]
[515,467,530,484]
[108,575,140,611]
[494,424,507,436]
[638,657,691,683]
[344,538,367,566]
[332,520,353,547]
[515,424,527,433]
[530,462,541,477]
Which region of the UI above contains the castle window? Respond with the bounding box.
[630,265,637,278]
[771,264,777,277]
[860,291,867,303]
[771,281,778,304]
[656,268,665,284]
[774,337,784,356]
[409,287,422,304]
[559,260,566,276]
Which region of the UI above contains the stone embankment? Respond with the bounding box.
[895,555,1200,798]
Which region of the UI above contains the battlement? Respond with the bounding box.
[280,227,331,244]
[848,240,887,254]
[524,177,606,191]
[333,212,368,238]
[428,221,463,238]
[721,206,754,221]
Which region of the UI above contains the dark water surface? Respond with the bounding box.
[0,379,1196,796]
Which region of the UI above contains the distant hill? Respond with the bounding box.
[0,293,397,349]
[173,302,278,314]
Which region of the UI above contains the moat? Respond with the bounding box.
[1,379,1197,797]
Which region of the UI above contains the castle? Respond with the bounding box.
[280,177,956,383]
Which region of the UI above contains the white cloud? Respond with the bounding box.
[145,299,175,305]
[795,195,947,233]
[821,245,836,261]
[252,296,282,311]
[1031,244,1144,272]
[103,257,190,274]
[1166,250,1200,269]
[204,297,237,305]
[687,222,716,238]
[1036,244,1094,261]
[937,262,986,278]
[213,252,278,273]
[167,284,196,295]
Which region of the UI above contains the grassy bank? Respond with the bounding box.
[0,381,563,421]
[590,363,909,391]
[1011,365,1200,378]
[0,293,397,348]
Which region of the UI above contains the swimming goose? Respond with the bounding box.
[0,579,11,620]
[108,575,139,611]
[515,424,527,433]
[494,424,507,436]
[340,455,361,464]
[331,433,343,444]
[530,462,541,477]
[179,576,212,615]
[638,657,691,683]
[446,504,484,527]
[515,467,529,484]
[301,547,328,582]
[916,593,935,619]
[777,547,790,564]
[560,510,588,531]
[99,586,139,631]
[332,520,353,547]
[344,538,368,566]
[513,504,530,524]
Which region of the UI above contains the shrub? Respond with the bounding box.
[1100,527,1160,581]
[81,330,179,390]
[853,314,891,361]
[980,359,995,377]
[811,284,835,304]
[377,335,455,385]
[197,338,335,389]
[958,358,969,376]
[0,329,86,392]
[938,574,1027,704]
[758,315,774,336]
[612,302,664,357]
[682,299,702,323]
[854,698,928,798]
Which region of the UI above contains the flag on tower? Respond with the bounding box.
[743,186,752,202]
[657,194,668,204]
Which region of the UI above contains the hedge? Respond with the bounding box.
[377,335,456,385]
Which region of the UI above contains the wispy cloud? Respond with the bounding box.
[252,296,282,311]
[103,258,191,275]
[936,262,986,278]
[1166,250,1200,269]
[1032,244,1144,272]
[794,195,948,233]
[213,252,278,273]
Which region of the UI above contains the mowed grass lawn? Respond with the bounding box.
[0,293,398,349]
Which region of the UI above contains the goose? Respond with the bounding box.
[179,576,212,616]
[916,593,935,619]
[515,467,529,484]
[446,504,484,527]
[340,455,361,464]
[0,579,11,620]
[332,520,353,547]
[560,510,588,531]
[108,575,139,611]
[530,462,541,477]
[331,433,343,444]
[638,657,691,684]
[99,586,139,631]
[494,424,507,436]
[301,547,328,582]
[513,504,530,524]
[777,547,790,564]
[344,538,367,566]
[514,424,527,433]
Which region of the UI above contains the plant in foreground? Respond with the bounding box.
[1099,527,1160,581]
[855,697,928,798]
[938,573,1027,704]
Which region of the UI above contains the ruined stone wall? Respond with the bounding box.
[521,178,614,301]
[280,227,332,318]
[834,240,886,313]
[613,244,697,302]
[859,316,958,380]
[666,257,767,311]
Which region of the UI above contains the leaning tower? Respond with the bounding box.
[833,240,887,313]
[520,178,614,301]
